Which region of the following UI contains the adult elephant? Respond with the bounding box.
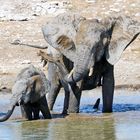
[40,15,140,113]
[11,13,86,114]
[0,65,51,121]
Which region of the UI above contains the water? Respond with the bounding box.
[0,89,140,140]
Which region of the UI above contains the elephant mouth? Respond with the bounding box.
[18,99,24,105]
[15,99,24,106]
[38,50,95,83]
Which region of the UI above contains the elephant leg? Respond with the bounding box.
[102,64,114,113]
[62,89,70,115]
[47,83,61,110]
[40,96,52,119]
[68,82,82,113]
[32,107,40,120]
[23,104,33,120]
[20,105,28,119]
[47,62,62,110]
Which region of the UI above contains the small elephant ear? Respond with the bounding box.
[28,75,42,103]
[106,16,140,65]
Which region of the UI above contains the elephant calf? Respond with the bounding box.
[0,65,51,121]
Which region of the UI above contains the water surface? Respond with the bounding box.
[0,89,140,140]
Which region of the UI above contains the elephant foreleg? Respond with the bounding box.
[23,104,33,120]
[20,105,27,119]
[62,88,70,115]
[68,82,82,113]
[32,107,40,120]
[40,96,52,119]
[102,64,114,113]
[47,83,61,110]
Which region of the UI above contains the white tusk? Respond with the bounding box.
[88,67,93,76]
[68,68,74,79]
[18,99,21,105]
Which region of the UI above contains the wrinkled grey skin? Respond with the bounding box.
[42,14,140,113]
[0,65,51,122]
[11,13,85,114]
[11,13,139,113]
[39,13,85,113]
[41,13,87,113]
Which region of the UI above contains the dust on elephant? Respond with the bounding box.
[11,13,85,114]
[0,65,51,122]
[41,14,140,113]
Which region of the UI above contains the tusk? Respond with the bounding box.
[67,68,74,79]
[88,67,93,76]
[18,99,21,106]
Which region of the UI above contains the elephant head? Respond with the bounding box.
[0,66,49,122]
[42,13,86,58]
[42,14,140,83]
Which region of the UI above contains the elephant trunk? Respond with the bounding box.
[10,39,48,49]
[38,49,94,83]
[65,66,89,83]
[64,45,94,83]
[0,105,15,122]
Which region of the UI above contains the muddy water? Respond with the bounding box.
[0,89,140,140]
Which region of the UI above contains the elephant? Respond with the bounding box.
[11,13,139,113]
[0,65,51,121]
[39,14,140,113]
[11,13,86,114]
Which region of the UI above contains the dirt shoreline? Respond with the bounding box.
[0,0,140,90]
[0,83,140,96]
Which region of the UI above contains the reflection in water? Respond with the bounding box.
[0,116,116,140]
[1,112,140,140]
[115,112,140,140]
[21,120,50,140]
[47,117,116,140]
[0,89,140,140]
[0,122,22,140]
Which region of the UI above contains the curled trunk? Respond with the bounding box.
[0,106,15,122]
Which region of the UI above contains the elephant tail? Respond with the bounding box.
[0,105,15,122]
[93,98,100,111]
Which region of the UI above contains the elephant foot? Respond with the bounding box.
[61,111,69,118]
[61,109,68,115]
[102,108,112,113]
[48,102,54,111]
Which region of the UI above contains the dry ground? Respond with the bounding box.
[0,0,140,90]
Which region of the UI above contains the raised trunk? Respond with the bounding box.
[0,105,15,122]
[11,40,47,49]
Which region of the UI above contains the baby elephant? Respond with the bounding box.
[0,65,51,121]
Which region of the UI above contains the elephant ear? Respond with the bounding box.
[28,75,42,103]
[106,16,140,65]
[56,35,76,62]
